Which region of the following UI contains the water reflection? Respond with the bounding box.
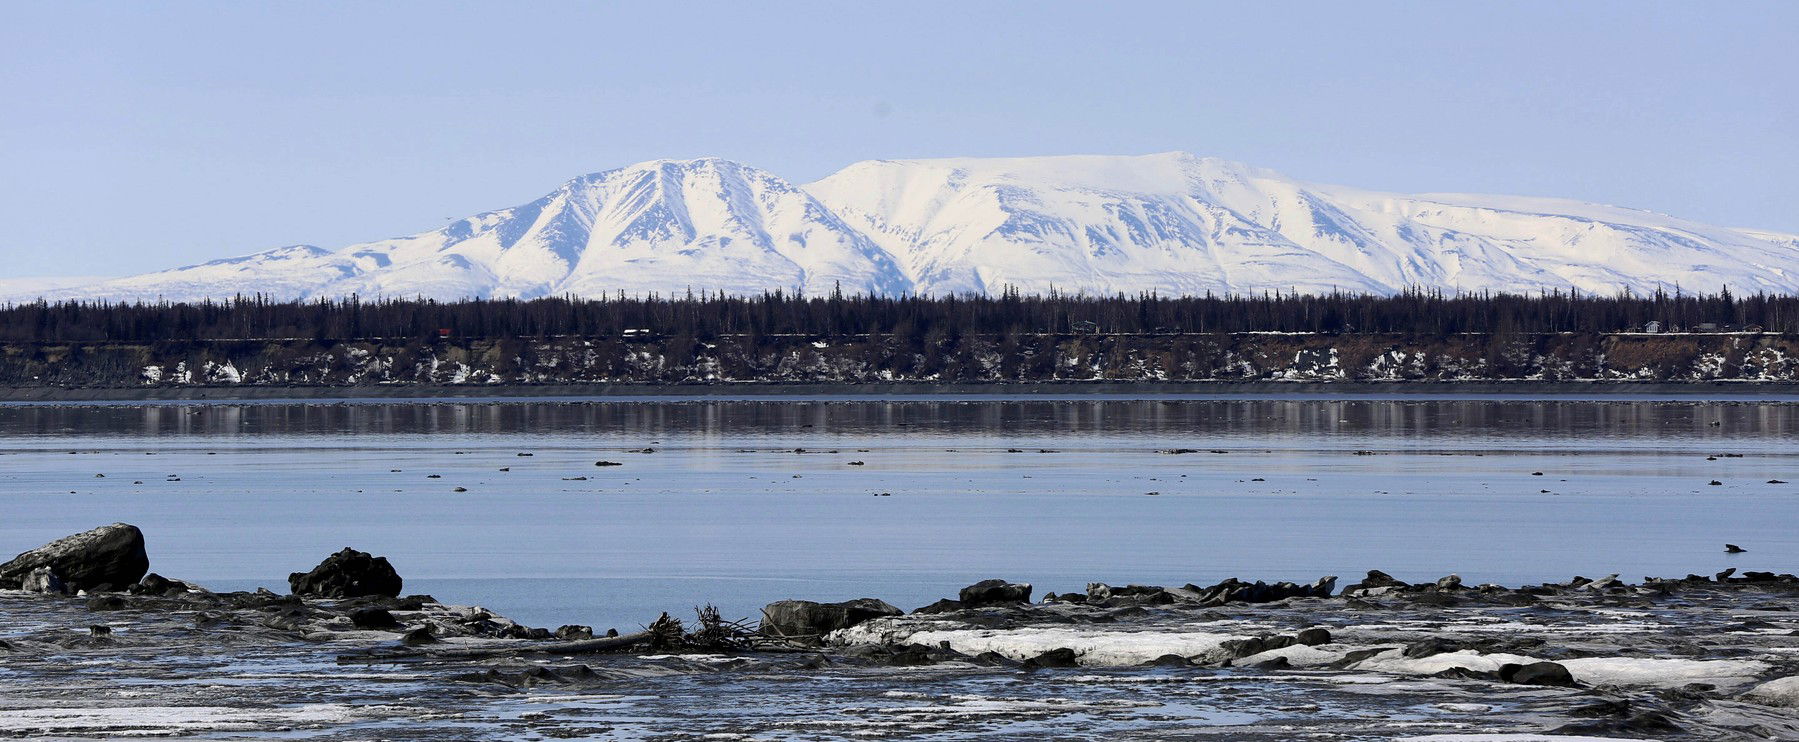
[0,398,1790,440]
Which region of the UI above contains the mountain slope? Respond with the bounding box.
[20,159,908,303]
[9,153,1798,302]
[806,152,1799,296]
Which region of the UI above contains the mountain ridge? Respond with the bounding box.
[9,153,1796,302]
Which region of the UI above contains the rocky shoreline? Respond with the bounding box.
[5,524,1799,739]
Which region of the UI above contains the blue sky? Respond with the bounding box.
[3,1,1795,276]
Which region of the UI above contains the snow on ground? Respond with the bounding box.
[1324,649,1766,689]
[0,703,359,734]
[839,619,1773,691]
[1558,657,1770,689]
[833,622,1241,666]
[1747,676,1799,707]
[1234,643,1346,668]
[1401,736,1658,741]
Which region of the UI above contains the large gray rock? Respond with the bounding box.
[288,548,403,598]
[0,523,149,592]
[760,598,901,641]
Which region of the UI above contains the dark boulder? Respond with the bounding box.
[288,548,403,598]
[401,626,439,645]
[1342,569,1407,595]
[350,607,401,630]
[760,598,902,641]
[1086,583,1177,605]
[912,598,965,614]
[556,625,594,640]
[973,650,1020,667]
[1201,635,1302,666]
[130,573,195,596]
[0,523,149,592]
[1499,661,1577,687]
[1403,637,1460,659]
[1295,627,1332,646]
[959,579,1032,607]
[225,589,299,610]
[1022,647,1080,669]
[1185,576,1336,606]
[85,594,127,611]
[500,625,554,640]
[1217,637,1268,659]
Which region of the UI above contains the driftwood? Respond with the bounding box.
[340,630,654,664]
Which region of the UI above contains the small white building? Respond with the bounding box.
[1644,320,1662,333]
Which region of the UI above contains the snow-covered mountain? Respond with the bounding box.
[9,153,1797,302]
[809,152,1799,296]
[12,159,909,304]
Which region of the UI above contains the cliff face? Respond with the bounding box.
[5,333,1799,389]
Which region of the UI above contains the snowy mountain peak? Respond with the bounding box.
[9,154,1798,303]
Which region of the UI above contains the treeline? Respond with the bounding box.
[2,288,1794,343]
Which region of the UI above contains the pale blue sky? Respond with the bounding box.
[3,1,1795,277]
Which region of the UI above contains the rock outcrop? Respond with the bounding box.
[760,598,901,641]
[958,579,1032,607]
[0,523,149,592]
[1499,661,1577,687]
[288,548,403,598]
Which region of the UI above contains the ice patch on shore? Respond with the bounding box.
[833,622,1240,666]
[869,695,1163,718]
[1354,650,1541,676]
[0,703,357,733]
[1234,643,1344,667]
[1746,676,1799,706]
[1353,649,1768,688]
[1560,657,1768,689]
[1402,735,1657,741]
[845,618,1775,689]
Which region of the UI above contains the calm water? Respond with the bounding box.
[2,397,1795,631]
